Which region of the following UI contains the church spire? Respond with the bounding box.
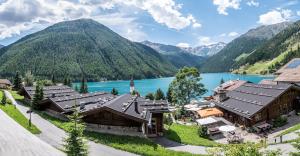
[130,76,135,93]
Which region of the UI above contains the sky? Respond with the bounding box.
[0,0,300,47]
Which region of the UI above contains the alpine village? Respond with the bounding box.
[2,1,300,156]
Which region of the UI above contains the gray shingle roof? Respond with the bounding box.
[216,83,292,119]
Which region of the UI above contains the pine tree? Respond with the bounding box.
[166,86,173,103]
[13,71,22,90]
[51,74,56,85]
[220,78,225,84]
[75,85,79,92]
[145,93,154,100]
[79,77,88,94]
[111,88,118,95]
[155,88,165,100]
[1,91,6,105]
[64,109,88,156]
[31,82,44,110]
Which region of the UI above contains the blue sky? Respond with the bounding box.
[0,0,300,47]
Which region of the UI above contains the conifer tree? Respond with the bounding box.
[166,86,173,103]
[111,88,118,95]
[155,88,165,100]
[220,78,225,84]
[1,91,6,105]
[64,109,88,156]
[79,77,88,94]
[145,93,154,100]
[31,82,44,110]
[13,71,22,90]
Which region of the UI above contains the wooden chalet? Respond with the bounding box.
[0,79,12,89]
[20,86,170,137]
[215,83,300,127]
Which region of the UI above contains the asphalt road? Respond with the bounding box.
[0,109,65,156]
[4,90,137,156]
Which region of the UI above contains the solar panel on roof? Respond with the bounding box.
[286,60,300,69]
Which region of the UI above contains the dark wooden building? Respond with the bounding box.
[20,86,170,137]
[216,83,300,127]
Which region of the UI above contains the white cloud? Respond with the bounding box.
[198,36,216,46]
[228,31,239,37]
[212,0,241,15]
[297,11,300,16]
[176,42,190,48]
[246,0,259,7]
[118,0,201,30]
[0,0,200,41]
[258,9,292,25]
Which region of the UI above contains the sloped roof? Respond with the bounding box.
[216,83,292,119]
[0,79,12,85]
[197,108,223,118]
[275,58,300,75]
[214,80,247,92]
[23,85,78,99]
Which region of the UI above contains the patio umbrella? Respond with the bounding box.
[219,125,236,132]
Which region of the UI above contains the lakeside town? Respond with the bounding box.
[0,58,300,156]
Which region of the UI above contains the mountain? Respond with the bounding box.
[0,19,177,81]
[0,44,3,49]
[233,20,300,74]
[181,42,226,57]
[141,41,204,68]
[200,22,291,73]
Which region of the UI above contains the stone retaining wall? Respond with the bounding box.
[86,123,145,137]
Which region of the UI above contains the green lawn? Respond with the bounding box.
[10,90,25,100]
[38,112,203,156]
[0,90,40,134]
[165,124,219,147]
[277,123,300,137]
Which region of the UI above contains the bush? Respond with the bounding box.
[273,116,287,128]
[6,99,12,105]
[163,114,173,126]
[198,126,208,138]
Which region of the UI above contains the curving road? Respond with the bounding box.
[0,109,65,156]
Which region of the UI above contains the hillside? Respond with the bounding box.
[141,41,205,68]
[0,19,177,80]
[0,44,3,49]
[234,21,300,74]
[182,42,226,57]
[200,22,291,73]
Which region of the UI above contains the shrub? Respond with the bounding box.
[163,114,173,126]
[198,125,208,138]
[6,99,12,105]
[273,116,287,128]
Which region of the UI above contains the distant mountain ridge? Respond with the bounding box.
[141,41,205,68]
[181,42,226,57]
[233,20,300,74]
[0,19,177,80]
[0,44,3,49]
[200,22,291,73]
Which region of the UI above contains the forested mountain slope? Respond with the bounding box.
[0,19,177,81]
[200,22,291,73]
[233,20,300,74]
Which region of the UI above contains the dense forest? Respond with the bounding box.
[0,19,177,81]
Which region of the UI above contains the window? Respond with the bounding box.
[255,113,262,121]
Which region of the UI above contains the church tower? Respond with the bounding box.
[130,77,135,93]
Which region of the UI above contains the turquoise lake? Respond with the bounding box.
[74,73,274,97]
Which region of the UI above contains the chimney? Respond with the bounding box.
[217,90,228,102]
[134,100,140,114]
